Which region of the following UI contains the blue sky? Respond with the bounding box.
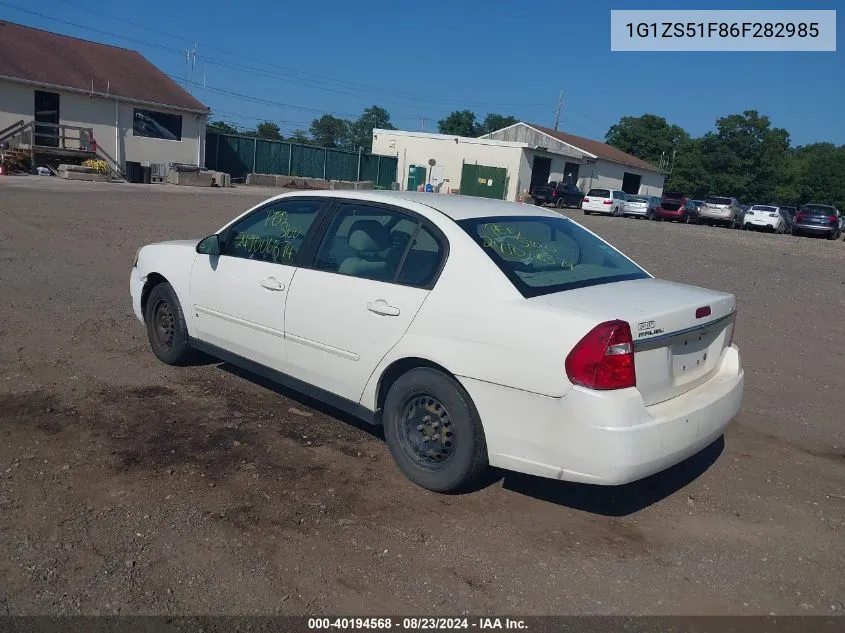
[2,0,842,145]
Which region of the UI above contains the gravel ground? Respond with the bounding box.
[0,177,843,616]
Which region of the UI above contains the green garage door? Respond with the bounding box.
[460,163,507,199]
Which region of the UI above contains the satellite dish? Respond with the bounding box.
[428,158,436,167]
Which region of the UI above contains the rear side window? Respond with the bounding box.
[586,189,610,197]
[458,215,649,298]
[313,203,444,287]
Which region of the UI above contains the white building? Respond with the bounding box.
[372,122,665,201]
[0,21,209,175]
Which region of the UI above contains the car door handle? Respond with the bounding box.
[366,300,400,317]
[259,277,285,291]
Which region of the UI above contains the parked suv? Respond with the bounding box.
[698,196,743,228]
[581,188,627,216]
[531,181,584,208]
[792,204,842,239]
[654,191,694,223]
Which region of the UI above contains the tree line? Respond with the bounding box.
[605,112,845,208]
[207,107,518,153]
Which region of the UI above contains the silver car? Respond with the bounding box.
[622,195,659,219]
[698,196,743,228]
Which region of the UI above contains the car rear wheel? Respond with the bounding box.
[828,230,840,240]
[144,282,193,365]
[383,368,488,493]
[583,210,591,215]
[612,206,621,217]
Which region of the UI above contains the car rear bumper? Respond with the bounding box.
[655,210,685,219]
[460,345,743,485]
[582,204,614,214]
[793,223,836,234]
[699,211,733,221]
[624,206,648,216]
[745,217,779,228]
[130,267,145,324]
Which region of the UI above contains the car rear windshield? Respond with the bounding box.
[458,215,649,298]
[705,197,733,206]
[586,189,610,197]
[663,191,684,200]
[627,196,648,203]
[751,205,777,212]
[801,205,836,214]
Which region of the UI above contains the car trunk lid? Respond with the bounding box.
[530,278,736,406]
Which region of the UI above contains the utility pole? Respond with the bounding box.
[553,89,564,130]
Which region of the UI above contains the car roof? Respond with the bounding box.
[269,190,563,221]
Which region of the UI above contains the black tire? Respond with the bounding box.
[828,230,840,240]
[534,199,542,206]
[583,210,591,215]
[144,281,193,365]
[611,205,620,217]
[383,368,488,493]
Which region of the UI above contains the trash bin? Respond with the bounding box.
[125,161,141,183]
[141,165,152,184]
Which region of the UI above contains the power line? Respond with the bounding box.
[35,0,548,111]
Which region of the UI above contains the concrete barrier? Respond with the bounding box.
[58,170,109,182]
[168,170,215,187]
[242,173,372,191]
[246,173,276,187]
[58,163,97,174]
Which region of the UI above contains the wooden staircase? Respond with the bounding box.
[0,120,121,176]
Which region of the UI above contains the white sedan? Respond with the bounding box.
[130,191,744,492]
[743,205,786,233]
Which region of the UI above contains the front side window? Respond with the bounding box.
[314,203,444,286]
[133,109,183,140]
[222,199,323,264]
[458,215,649,298]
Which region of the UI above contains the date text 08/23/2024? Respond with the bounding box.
[307,617,528,630]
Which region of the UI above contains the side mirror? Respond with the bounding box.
[196,234,221,256]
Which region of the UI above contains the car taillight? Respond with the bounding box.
[827,215,837,223]
[795,214,806,222]
[602,200,613,205]
[728,311,737,347]
[552,190,558,197]
[565,320,636,390]
[582,198,590,203]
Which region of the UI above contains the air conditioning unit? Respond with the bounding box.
[150,163,167,178]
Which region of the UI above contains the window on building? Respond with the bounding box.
[133,109,182,141]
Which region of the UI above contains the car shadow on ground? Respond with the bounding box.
[217,362,384,440]
[207,359,722,515]
[498,436,724,517]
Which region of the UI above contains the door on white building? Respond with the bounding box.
[34,91,60,148]
[530,156,551,191]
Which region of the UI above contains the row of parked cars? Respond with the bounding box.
[530,182,843,240]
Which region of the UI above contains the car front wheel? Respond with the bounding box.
[383,368,488,493]
[144,281,193,365]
